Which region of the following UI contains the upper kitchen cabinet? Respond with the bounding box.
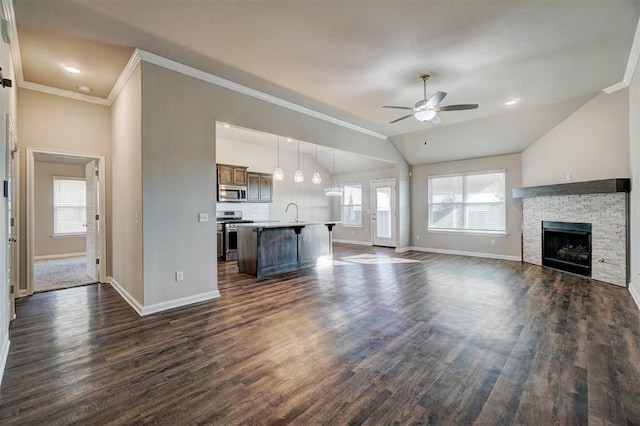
[217,164,247,186]
[247,172,273,203]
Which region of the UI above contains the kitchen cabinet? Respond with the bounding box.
[217,164,247,186]
[247,172,273,203]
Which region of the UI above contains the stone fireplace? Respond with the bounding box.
[514,179,630,287]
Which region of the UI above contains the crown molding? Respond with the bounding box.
[106,48,141,104]
[21,80,110,105]
[136,49,387,140]
[603,16,640,93]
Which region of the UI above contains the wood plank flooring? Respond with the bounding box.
[1,244,639,424]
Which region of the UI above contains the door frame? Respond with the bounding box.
[25,148,107,296]
[371,179,397,248]
[6,114,17,318]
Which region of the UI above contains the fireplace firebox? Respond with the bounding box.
[541,221,592,277]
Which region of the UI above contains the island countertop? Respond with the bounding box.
[235,221,339,229]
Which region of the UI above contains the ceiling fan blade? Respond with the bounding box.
[382,105,413,110]
[438,104,479,111]
[389,114,414,124]
[426,91,447,109]
[430,114,442,124]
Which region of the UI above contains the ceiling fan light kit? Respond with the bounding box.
[383,74,479,124]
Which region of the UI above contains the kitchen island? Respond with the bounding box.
[236,222,337,278]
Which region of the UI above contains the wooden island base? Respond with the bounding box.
[236,222,336,278]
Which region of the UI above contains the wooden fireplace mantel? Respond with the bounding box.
[512,178,630,199]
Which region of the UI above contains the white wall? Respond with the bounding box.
[110,64,143,304]
[521,90,630,186]
[629,58,640,306]
[217,137,332,222]
[34,162,86,257]
[332,168,396,244]
[17,89,111,292]
[410,154,522,259]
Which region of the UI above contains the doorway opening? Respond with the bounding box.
[26,149,106,294]
[371,179,396,248]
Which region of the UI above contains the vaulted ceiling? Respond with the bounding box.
[11,0,640,165]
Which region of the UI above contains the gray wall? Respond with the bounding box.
[110,63,143,304]
[34,161,86,257]
[521,90,630,186]
[410,153,522,259]
[332,168,396,244]
[17,88,111,292]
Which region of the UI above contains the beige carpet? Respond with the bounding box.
[34,256,96,292]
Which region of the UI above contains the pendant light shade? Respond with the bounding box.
[294,141,304,183]
[312,147,322,184]
[324,150,343,197]
[273,138,284,181]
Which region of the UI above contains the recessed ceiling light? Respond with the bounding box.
[63,66,82,74]
[286,138,292,142]
[505,99,519,106]
[222,122,230,128]
[78,85,91,93]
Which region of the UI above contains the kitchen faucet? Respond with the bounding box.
[285,202,300,223]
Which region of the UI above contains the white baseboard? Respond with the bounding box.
[333,239,373,246]
[108,276,221,316]
[395,247,412,253]
[34,252,86,260]
[630,282,640,311]
[0,336,10,387]
[407,246,522,262]
[108,276,144,316]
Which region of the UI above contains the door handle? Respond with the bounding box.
[8,237,16,243]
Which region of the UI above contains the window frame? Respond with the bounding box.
[52,176,87,237]
[341,182,363,227]
[427,170,507,235]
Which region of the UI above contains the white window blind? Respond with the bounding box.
[342,183,363,226]
[53,177,87,235]
[428,171,505,232]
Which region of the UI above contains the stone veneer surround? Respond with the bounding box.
[522,193,627,287]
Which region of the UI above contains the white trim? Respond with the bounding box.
[107,49,141,104]
[630,283,640,311]
[136,49,387,140]
[408,246,522,262]
[333,239,373,246]
[51,233,86,239]
[20,81,110,106]
[395,246,412,253]
[108,277,143,316]
[603,17,640,93]
[34,252,86,260]
[0,337,9,387]
[108,276,221,316]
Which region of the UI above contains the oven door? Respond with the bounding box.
[224,226,238,260]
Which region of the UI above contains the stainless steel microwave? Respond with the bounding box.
[218,184,247,202]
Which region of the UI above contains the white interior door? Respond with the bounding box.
[372,180,396,247]
[6,115,16,319]
[85,160,98,280]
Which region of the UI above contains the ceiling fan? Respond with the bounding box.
[383,74,478,124]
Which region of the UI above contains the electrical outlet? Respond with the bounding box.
[198,213,209,223]
[175,271,184,282]
[491,239,495,245]
[566,173,571,181]
[416,235,420,240]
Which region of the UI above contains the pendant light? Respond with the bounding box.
[312,146,322,184]
[293,141,304,183]
[273,138,284,181]
[324,150,343,197]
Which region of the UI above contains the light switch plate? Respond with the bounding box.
[198,213,209,223]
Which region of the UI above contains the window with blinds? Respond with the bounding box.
[342,183,363,226]
[53,177,87,235]
[428,171,506,232]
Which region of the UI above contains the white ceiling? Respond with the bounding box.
[12,0,640,165]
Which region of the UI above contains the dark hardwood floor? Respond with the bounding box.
[1,244,639,424]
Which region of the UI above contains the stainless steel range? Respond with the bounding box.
[216,211,253,261]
